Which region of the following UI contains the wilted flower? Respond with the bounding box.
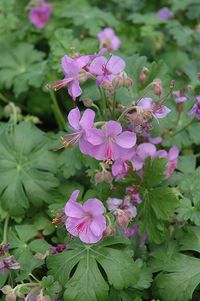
[0,256,20,274]
[126,187,142,204]
[61,107,95,154]
[86,121,136,161]
[188,96,200,120]
[156,7,173,20]
[107,197,137,218]
[173,91,188,103]
[138,98,171,120]
[89,55,125,86]
[28,0,52,29]
[112,159,130,180]
[64,190,106,244]
[97,28,120,51]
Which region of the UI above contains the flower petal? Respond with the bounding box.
[115,131,136,148]
[79,227,102,244]
[104,121,122,136]
[90,215,106,236]
[68,80,82,100]
[61,55,79,77]
[89,56,107,75]
[68,108,81,131]
[79,109,95,130]
[83,199,105,216]
[138,98,153,110]
[86,128,105,145]
[168,146,179,161]
[106,55,125,74]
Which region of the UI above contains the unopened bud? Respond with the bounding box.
[123,77,133,88]
[36,295,51,301]
[83,98,93,107]
[154,85,163,96]
[78,69,88,83]
[139,72,146,84]
[1,285,12,295]
[101,80,114,94]
[103,225,116,237]
[116,211,132,229]
[5,293,16,301]
[170,80,175,89]
[112,76,123,89]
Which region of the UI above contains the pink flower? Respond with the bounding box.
[138,98,171,119]
[173,91,188,103]
[61,107,95,155]
[156,7,173,20]
[97,28,120,51]
[188,96,200,120]
[28,0,52,29]
[112,159,130,180]
[155,146,179,176]
[86,121,136,161]
[131,143,157,171]
[48,55,90,100]
[64,190,106,244]
[89,55,125,85]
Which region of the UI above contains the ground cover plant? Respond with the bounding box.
[0,0,200,301]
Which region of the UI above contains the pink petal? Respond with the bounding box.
[79,227,102,244]
[155,150,168,159]
[106,55,125,74]
[79,109,95,130]
[105,121,122,136]
[90,216,106,236]
[154,106,171,119]
[75,56,90,69]
[115,131,136,148]
[137,143,157,160]
[65,217,80,236]
[61,55,79,77]
[89,56,107,75]
[64,202,84,218]
[86,128,105,145]
[68,108,81,131]
[87,142,107,160]
[68,80,82,100]
[168,146,179,161]
[138,98,153,110]
[110,36,121,50]
[83,199,105,216]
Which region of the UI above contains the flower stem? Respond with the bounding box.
[49,90,66,130]
[2,215,9,244]
[112,92,116,117]
[171,119,194,137]
[117,105,135,122]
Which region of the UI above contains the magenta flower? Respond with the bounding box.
[112,159,130,180]
[64,190,106,244]
[48,55,90,100]
[61,107,95,154]
[188,96,200,120]
[155,146,179,176]
[131,143,157,171]
[28,0,52,29]
[138,98,171,119]
[0,256,20,274]
[97,28,120,51]
[156,7,173,20]
[89,55,125,85]
[126,187,142,204]
[173,91,188,103]
[86,121,136,161]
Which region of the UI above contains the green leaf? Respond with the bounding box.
[41,276,62,299]
[0,43,48,96]
[142,157,167,188]
[180,226,200,252]
[139,187,178,243]
[58,146,83,179]
[0,122,59,216]
[47,237,138,301]
[176,197,200,225]
[154,254,200,301]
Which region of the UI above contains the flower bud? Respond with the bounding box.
[83,98,93,107]
[101,80,114,94]
[116,211,132,229]
[154,85,163,96]
[1,285,12,295]
[78,69,88,83]
[123,77,133,88]
[103,225,116,237]
[5,293,16,301]
[112,76,123,89]
[139,72,146,84]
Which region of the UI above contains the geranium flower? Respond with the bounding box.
[28,0,52,29]
[112,159,130,180]
[86,121,136,161]
[155,146,179,176]
[64,190,106,244]
[131,143,157,171]
[48,55,90,100]
[188,96,200,120]
[156,7,173,20]
[89,55,125,85]
[138,97,171,119]
[0,256,20,274]
[173,91,188,103]
[61,107,95,155]
[97,28,120,51]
